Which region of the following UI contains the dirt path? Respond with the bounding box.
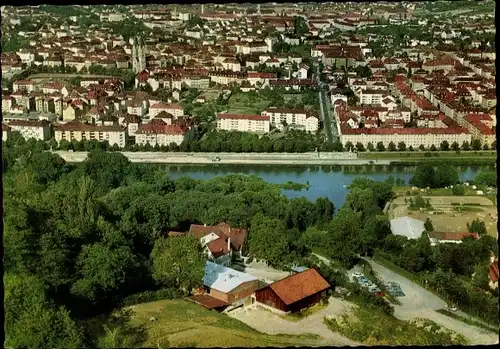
[229,297,359,346]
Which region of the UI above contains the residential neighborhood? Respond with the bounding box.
[1,2,495,153]
[2,2,498,348]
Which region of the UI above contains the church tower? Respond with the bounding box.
[132,36,146,74]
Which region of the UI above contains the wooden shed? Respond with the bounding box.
[255,268,330,313]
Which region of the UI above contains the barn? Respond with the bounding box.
[254,268,330,313]
[188,261,261,312]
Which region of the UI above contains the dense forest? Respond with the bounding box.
[2,135,337,348]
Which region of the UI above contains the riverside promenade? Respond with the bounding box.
[54,151,393,165]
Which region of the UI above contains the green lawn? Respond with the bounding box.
[92,299,322,348]
[227,92,272,115]
[358,151,496,160]
[324,305,468,345]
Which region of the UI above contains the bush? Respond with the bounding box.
[119,288,180,307]
[452,185,465,196]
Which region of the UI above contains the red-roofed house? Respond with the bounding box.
[135,119,188,147]
[254,268,330,313]
[189,222,248,267]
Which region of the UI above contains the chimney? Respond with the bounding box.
[227,238,231,251]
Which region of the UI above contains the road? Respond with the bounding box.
[366,258,498,345]
[313,62,337,143]
[53,151,394,165]
[229,297,359,346]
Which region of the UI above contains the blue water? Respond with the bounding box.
[165,165,483,208]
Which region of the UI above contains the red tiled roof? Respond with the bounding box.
[8,120,51,127]
[428,231,479,241]
[135,123,187,135]
[150,103,183,110]
[186,294,228,309]
[189,222,247,251]
[207,237,230,258]
[268,268,330,305]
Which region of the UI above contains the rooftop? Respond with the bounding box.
[203,261,258,294]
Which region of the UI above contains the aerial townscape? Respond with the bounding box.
[2,1,498,348]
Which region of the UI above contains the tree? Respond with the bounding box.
[83,150,130,194]
[355,142,365,152]
[332,139,344,152]
[434,164,459,188]
[472,265,490,291]
[397,142,406,151]
[345,141,354,152]
[409,163,435,188]
[5,273,83,349]
[151,235,205,294]
[490,141,496,150]
[467,219,487,237]
[471,139,482,151]
[461,141,470,151]
[367,142,375,152]
[388,141,396,152]
[27,151,69,185]
[424,218,434,232]
[325,208,363,268]
[451,141,460,151]
[474,171,497,188]
[440,140,450,151]
[376,141,385,152]
[418,144,426,151]
[430,144,437,151]
[71,242,140,302]
[248,214,292,268]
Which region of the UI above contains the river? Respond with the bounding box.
[163,164,488,208]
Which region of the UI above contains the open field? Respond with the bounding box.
[388,195,497,237]
[358,151,496,160]
[226,92,272,115]
[102,299,324,347]
[197,89,220,102]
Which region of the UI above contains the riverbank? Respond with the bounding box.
[54,151,395,165]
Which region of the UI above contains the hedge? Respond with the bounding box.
[119,288,181,307]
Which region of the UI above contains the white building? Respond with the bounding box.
[135,119,188,147]
[148,103,184,118]
[340,126,471,149]
[54,120,127,148]
[261,107,319,132]
[7,120,52,141]
[216,113,270,134]
[390,216,426,240]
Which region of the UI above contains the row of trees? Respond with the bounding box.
[346,139,495,153]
